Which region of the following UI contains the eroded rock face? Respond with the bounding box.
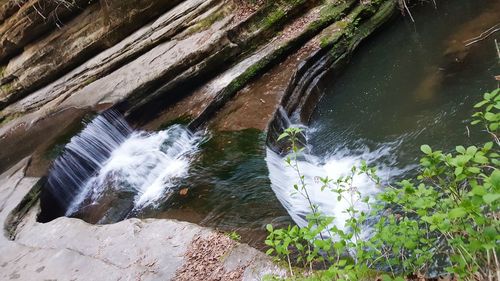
[0,0,21,25]
[0,0,91,64]
[0,0,184,109]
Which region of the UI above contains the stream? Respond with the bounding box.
[39,0,499,249]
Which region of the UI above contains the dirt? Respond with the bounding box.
[175,232,245,281]
[233,0,264,22]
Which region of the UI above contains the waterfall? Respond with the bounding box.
[47,110,133,211]
[45,110,203,218]
[266,140,410,233]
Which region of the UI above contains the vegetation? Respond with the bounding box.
[265,88,500,280]
[228,231,242,241]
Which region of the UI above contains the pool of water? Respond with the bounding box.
[138,129,291,248]
[308,0,499,167]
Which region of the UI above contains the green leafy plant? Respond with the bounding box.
[265,88,500,280]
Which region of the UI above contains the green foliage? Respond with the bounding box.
[472,88,500,141]
[228,231,242,241]
[265,88,500,280]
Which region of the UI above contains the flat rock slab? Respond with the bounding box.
[0,158,283,280]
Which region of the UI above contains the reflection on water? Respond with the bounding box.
[309,0,498,167]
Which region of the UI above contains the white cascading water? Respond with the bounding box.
[47,111,133,210]
[46,110,203,217]
[66,125,203,215]
[266,138,409,233]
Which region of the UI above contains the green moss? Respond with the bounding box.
[262,8,286,29]
[0,65,6,78]
[306,0,356,33]
[185,5,232,35]
[0,81,12,93]
[318,0,394,49]
[0,111,23,126]
[82,75,97,86]
[248,0,307,33]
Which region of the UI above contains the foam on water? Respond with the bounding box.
[67,125,203,215]
[266,140,409,232]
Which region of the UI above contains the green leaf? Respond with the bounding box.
[381,274,392,281]
[456,146,466,153]
[420,145,432,155]
[471,185,486,196]
[266,224,273,233]
[484,112,497,121]
[466,146,478,155]
[448,207,467,219]
[473,154,489,164]
[483,193,500,204]
[467,167,480,174]
[491,170,500,189]
[277,132,289,141]
[474,100,489,108]
[484,142,494,150]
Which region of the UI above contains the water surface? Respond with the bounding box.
[309,0,499,169]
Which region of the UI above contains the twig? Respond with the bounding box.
[464,23,500,43]
[493,249,500,281]
[464,24,500,47]
[495,39,500,62]
[401,0,415,23]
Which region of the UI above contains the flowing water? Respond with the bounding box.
[40,0,498,247]
[44,110,203,224]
